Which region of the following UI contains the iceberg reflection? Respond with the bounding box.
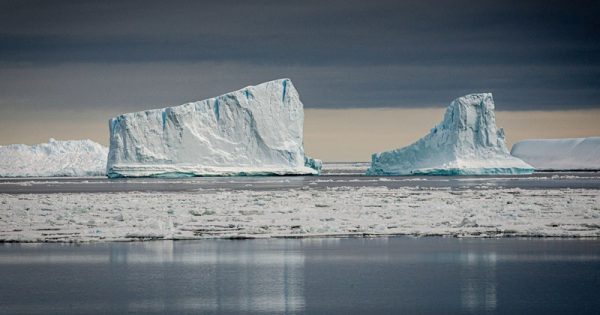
[460,251,497,312]
[118,241,305,314]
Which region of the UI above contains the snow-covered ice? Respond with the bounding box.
[107,79,320,177]
[0,139,108,177]
[511,137,600,170]
[367,93,534,175]
[1,185,598,242]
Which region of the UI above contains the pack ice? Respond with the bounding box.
[0,139,108,177]
[107,79,321,177]
[511,137,600,170]
[367,93,534,175]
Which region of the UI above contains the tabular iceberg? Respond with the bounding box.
[367,93,534,175]
[0,139,108,177]
[107,78,320,177]
[511,137,600,170]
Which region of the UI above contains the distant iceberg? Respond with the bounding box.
[511,137,600,170]
[107,79,320,177]
[367,93,534,175]
[0,139,108,177]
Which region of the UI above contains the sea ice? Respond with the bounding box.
[0,139,108,177]
[1,185,598,242]
[511,137,600,170]
[367,93,534,175]
[106,79,320,177]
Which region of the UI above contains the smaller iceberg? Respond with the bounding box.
[304,156,323,173]
[0,139,108,177]
[367,93,534,175]
[511,137,600,170]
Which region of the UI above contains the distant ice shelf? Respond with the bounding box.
[107,79,320,177]
[511,137,600,171]
[367,93,534,175]
[0,139,108,177]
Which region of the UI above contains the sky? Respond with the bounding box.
[0,0,599,160]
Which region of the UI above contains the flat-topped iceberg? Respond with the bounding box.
[107,79,320,177]
[511,137,600,170]
[0,139,108,177]
[367,93,534,175]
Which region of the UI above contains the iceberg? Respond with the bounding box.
[107,78,320,177]
[367,93,534,175]
[0,139,108,177]
[511,137,600,170]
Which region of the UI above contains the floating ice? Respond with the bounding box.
[367,93,534,175]
[0,139,108,177]
[304,156,323,173]
[107,79,320,177]
[1,185,598,242]
[511,137,600,170]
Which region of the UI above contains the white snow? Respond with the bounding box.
[0,139,108,177]
[107,78,320,177]
[511,137,600,170]
[367,93,534,175]
[1,186,598,242]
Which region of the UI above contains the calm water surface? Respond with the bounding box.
[1,171,599,194]
[1,238,599,314]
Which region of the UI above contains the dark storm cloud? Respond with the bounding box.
[0,0,599,110]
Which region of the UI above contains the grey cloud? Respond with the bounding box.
[0,0,598,110]
[1,63,598,115]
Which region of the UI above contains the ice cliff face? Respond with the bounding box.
[511,137,600,170]
[107,79,320,177]
[0,139,108,177]
[367,93,534,175]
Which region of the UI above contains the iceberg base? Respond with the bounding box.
[107,164,319,178]
[367,167,535,176]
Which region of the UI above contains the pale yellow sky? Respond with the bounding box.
[304,108,600,161]
[1,108,599,161]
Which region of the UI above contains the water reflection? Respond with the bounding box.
[460,251,497,312]
[113,241,306,314]
[1,238,600,314]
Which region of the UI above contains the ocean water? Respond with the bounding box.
[1,170,599,194]
[1,238,599,314]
